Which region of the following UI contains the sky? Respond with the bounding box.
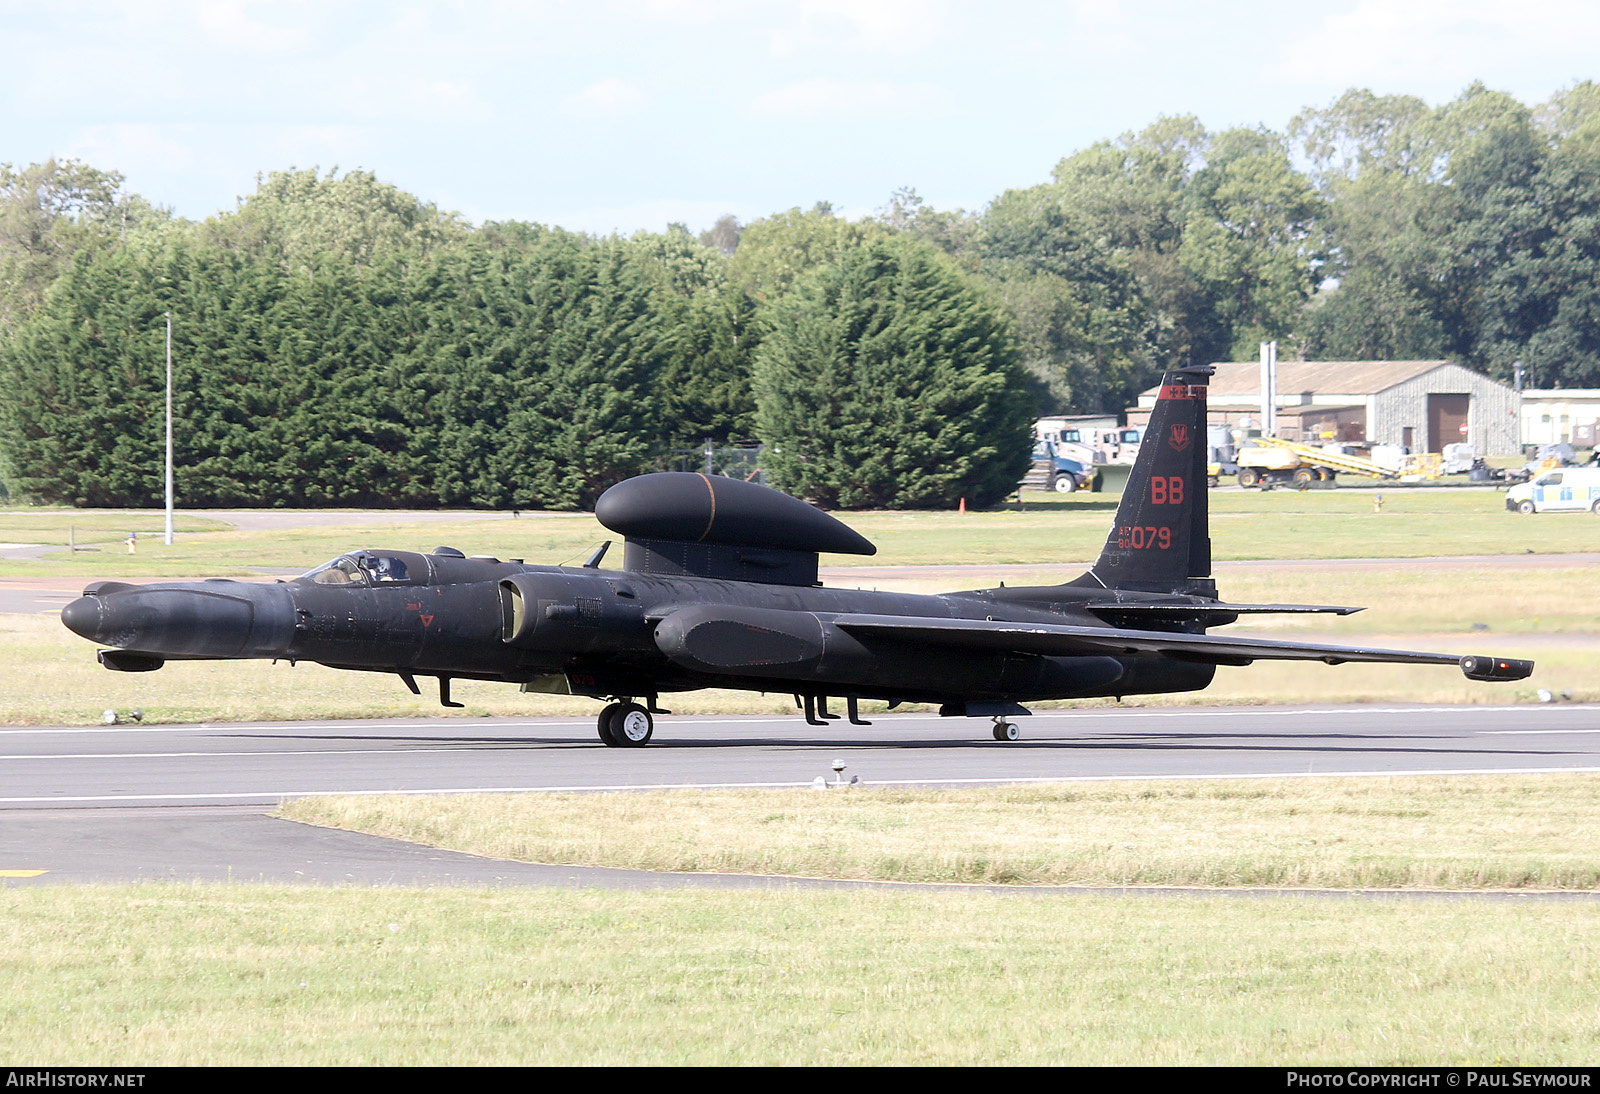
[5,0,1599,235]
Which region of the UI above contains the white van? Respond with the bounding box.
[1505,467,1600,514]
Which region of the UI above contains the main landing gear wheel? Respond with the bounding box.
[597,702,622,746]
[608,702,654,747]
[992,719,1020,741]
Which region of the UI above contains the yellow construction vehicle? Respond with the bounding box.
[1236,436,1400,488]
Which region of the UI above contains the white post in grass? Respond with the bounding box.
[164,312,174,546]
[1259,340,1277,438]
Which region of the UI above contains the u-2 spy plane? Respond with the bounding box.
[62,365,1532,745]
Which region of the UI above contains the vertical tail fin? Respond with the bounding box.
[1070,365,1213,594]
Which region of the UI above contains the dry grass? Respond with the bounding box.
[2,488,1594,578]
[281,774,1600,891]
[1,884,1597,1064]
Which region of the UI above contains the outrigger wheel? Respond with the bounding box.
[992,718,1020,742]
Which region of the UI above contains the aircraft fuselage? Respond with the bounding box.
[62,559,1214,709]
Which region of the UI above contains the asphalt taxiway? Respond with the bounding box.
[1,704,1597,887]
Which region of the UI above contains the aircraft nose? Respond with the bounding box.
[58,583,262,657]
[60,596,103,641]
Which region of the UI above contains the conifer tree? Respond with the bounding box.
[753,235,1032,509]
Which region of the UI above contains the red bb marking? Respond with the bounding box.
[1151,476,1185,504]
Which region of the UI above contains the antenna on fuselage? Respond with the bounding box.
[582,541,611,568]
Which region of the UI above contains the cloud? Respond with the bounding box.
[769,0,946,56]
[68,124,203,177]
[748,79,949,120]
[195,0,313,52]
[1266,0,1600,90]
[561,79,649,118]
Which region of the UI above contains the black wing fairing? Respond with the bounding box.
[830,613,1533,680]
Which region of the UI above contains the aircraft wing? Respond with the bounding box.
[831,614,1533,680]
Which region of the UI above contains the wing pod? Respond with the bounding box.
[652,604,1126,700]
[1459,655,1535,681]
[652,604,826,671]
[595,472,875,587]
[596,472,875,555]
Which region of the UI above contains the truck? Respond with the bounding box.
[1033,416,1110,468]
[1034,416,1143,466]
[1505,467,1600,514]
[1020,440,1095,493]
[1094,426,1144,465]
[1235,436,1399,488]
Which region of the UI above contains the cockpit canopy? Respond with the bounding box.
[297,551,423,586]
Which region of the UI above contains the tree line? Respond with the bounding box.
[2,81,1597,510]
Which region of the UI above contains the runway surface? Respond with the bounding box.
[1,704,1597,887]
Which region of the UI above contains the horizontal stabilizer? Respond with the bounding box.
[1085,601,1363,619]
[832,613,1530,675]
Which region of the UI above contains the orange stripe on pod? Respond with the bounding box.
[696,473,717,541]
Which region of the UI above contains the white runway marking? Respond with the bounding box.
[0,746,519,761]
[1480,729,1600,735]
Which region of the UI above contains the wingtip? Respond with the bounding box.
[1460,655,1535,681]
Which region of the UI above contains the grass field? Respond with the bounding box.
[1,884,1597,1065]
[1,487,1594,578]
[281,774,1600,891]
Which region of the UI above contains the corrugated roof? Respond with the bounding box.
[1143,360,1456,397]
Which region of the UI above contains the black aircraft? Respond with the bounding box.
[61,365,1533,745]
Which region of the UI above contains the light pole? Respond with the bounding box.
[164,312,173,546]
